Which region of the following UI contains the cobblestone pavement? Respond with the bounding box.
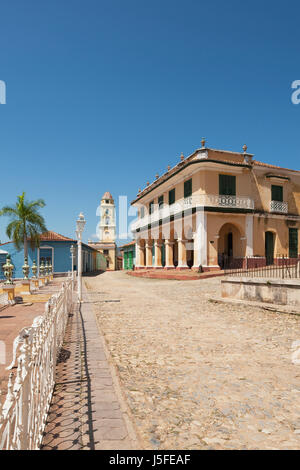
[85,271,300,450]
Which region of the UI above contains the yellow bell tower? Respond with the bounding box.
[88,191,117,270]
[99,192,116,242]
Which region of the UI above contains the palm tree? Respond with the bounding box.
[0,192,47,259]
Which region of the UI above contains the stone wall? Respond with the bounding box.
[222,277,300,306]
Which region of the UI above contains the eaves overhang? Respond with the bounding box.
[131,159,251,205]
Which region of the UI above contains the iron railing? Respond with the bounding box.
[224,256,300,279]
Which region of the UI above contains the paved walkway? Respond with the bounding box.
[84,271,300,450]
[41,287,140,450]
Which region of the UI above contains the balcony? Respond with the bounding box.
[131,194,254,231]
[270,200,288,214]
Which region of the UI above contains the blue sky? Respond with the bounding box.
[0,0,300,244]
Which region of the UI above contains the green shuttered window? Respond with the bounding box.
[149,200,154,214]
[158,195,164,208]
[271,185,283,202]
[184,179,192,198]
[169,188,175,205]
[289,228,298,258]
[219,175,236,196]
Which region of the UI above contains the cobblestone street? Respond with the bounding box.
[85,271,300,450]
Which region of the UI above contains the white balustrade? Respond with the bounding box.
[270,200,288,214]
[0,275,73,450]
[131,194,254,231]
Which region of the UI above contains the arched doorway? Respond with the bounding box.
[218,223,244,269]
[265,231,275,265]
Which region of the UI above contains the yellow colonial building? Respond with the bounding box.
[88,191,117,270]
[131,140,300,271]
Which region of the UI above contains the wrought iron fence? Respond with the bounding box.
[0,275,74,450]
[224,256,300,279]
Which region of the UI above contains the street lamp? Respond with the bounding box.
[76,212,86,302]
[70,244,75,288]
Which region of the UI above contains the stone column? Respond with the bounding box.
[245,214,254,257]
[135,241,145,268]
[146,240,153,268]
[164,240,174,269]
[154,240,163,268]
[177,238,188,269]
[192,210,207,270]
[140,243,146,268]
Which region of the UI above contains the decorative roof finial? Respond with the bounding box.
[243,144,248,153]
[201,138,206,148]
[167,165,171,171]
[180,152,184,161]
[138,188,141,193]
[146,181,149,186]
[155,173,159,179]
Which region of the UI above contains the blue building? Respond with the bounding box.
[0,231,106,280]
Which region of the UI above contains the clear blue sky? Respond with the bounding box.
[1,0,300,245]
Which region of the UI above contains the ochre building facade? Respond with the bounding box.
[130,141,300,271]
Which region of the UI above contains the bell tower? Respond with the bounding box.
[88,191,117,270]
[99,192,116,242]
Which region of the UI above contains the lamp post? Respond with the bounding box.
[76,212,86,302]
[70,244,75,288]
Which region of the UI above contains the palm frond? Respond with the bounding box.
[0,192,47,253]
[28,199,46,210]
[0,206,18,217]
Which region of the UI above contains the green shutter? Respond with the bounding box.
[149,200,154,214]
[158,195,164,208]
[169,189,175,205]
[289,228,298,258]
[219,175,236,196]
[184,179,192,198]
[128,251,133,269]
[271,185,283,202]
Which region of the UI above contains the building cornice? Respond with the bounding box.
[131,159,251,205]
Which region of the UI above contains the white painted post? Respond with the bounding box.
[193,210,207,268]
[76,213,86,303]
[245,214,254,257]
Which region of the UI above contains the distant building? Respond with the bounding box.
[0,231,107,279]
[88,192,117,270]
[119,241,136,270]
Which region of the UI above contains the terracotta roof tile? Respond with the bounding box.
[102,191,113,200]
[39,231,75,242]
[253,160,300,172]
[119,240,136,249]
